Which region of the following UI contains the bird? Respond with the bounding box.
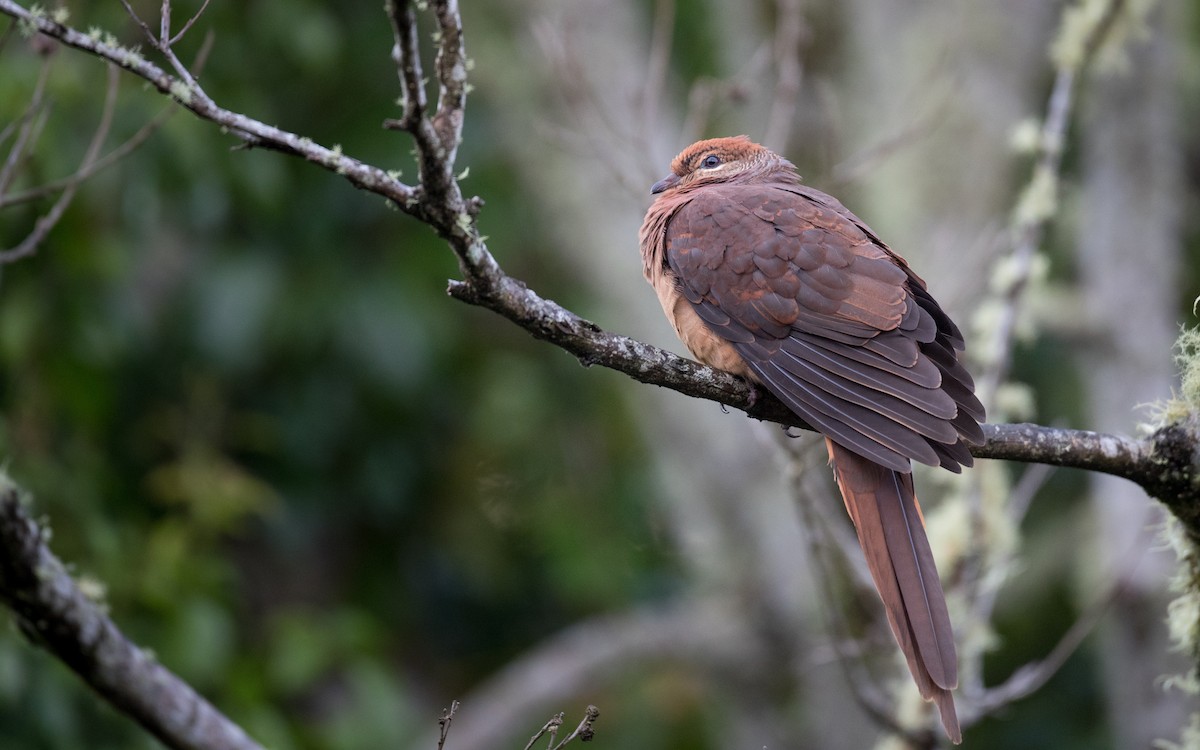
[639,136,985,743]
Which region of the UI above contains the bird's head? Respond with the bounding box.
[650,136,796,195]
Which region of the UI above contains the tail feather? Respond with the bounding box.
[826,438,962,744]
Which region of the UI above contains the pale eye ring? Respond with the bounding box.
[701,154,721,169]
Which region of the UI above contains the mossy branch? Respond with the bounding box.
[0,1,1198,744]
[0,483,265,750]
[0,0,1196,514]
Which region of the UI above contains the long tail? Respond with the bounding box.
[825,438,961,744]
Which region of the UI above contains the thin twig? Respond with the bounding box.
[159,0,171,47]
[1,63,119,263]
[0,101,174,208]
[119,0,206,93]
[523,712,564,750]
[975,0,1126,405]
[762,0,806,151]
[973,64,1077,406]
[436,700,460,750]
[384,0,427,131]
[0,0,1192,504]
[0,0,418,210]
[0,54,50,193]
[1006,460,1056,525]
[958,2,1128,692]
[548,705,600,750]
[385,0,467,206]
[637,0,674,161]
[117,0,156,48]
[970,587,1110,714]
[965,513,1148,717]
[168,0,211,47]
[0,24,209,263]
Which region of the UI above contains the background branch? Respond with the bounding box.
[0,484,264,750]
[0,62,117,263]
[0,1,1193,747]
[0,0,1195,505]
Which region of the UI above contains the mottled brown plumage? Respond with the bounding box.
[639,136,985,743]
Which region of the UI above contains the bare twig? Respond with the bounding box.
[0,485,264,750]
[384,0,428,132]
[0,53,50,193]
[118,0,208,94]
[116,0,155,49]
[549,705,600,749]
[1006,460,1057,525]
[1,0,1190,507]
[0,100,175,208]
[168,0,212,47]
[523,712,564,750]
[957,4,1131,706]
[973,63,1078,406]
[762,0,806,151]
[1,63,119,263]
[0,0,420,214]
[0,0,1192,501]
[964,522,1147,718]
[520,705,600,750]
[2,2,1197,748]
[437,700,460,750]
[531,18,658,197]
[969,608,1099,713]
[384,0,467,203]
[168,0,211,47]
[0,25,207,263]
[975,0,1126,405]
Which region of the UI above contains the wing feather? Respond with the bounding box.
[664,181,984,470]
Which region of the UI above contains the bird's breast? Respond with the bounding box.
[649,265,756,381]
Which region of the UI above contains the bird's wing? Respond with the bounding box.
[664,182,984,472]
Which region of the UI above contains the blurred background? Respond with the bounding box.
[1,0,1198,748]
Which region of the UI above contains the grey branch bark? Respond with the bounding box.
[0,484,264,750]
[0,0,1198,747]
[0,2,1195,744]
[1,0,1197,512]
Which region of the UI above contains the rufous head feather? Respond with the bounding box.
[650,136,797,195]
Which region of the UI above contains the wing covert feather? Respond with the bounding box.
[664,182,984,469]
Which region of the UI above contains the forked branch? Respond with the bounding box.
[0,0,1196,509]
[0,1,1196,748]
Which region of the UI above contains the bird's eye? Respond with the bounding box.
[701,154,721,169]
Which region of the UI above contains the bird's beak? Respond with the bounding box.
[650,173,680,195]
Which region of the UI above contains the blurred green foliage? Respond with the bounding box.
[2,1,1197,748]
[0,3,678,748]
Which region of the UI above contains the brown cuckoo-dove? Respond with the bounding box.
[639,136,985,743]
